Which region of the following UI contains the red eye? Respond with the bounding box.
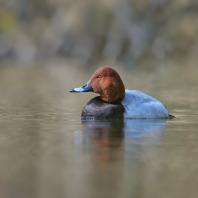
[97,75,102,78]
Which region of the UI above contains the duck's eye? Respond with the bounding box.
[97,75,102,78]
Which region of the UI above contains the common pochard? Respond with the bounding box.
[70,67,174,119]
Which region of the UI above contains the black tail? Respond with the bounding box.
[169,114,176,119]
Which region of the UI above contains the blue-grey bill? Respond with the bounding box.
[70,80,93,92]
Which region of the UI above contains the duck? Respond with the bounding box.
[70,67,174,119]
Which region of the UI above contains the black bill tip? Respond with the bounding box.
[70,89,78,93]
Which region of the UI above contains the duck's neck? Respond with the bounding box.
[100,88,125,104]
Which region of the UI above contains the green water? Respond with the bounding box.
[0,64,197,198]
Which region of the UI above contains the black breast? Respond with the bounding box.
[81,96,125,119]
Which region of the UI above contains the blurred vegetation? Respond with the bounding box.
[0,0,198,68]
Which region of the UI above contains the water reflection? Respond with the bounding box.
[75,120,124,166]
[72,119,168,198]
[124,119,167,139]
[76,119,167,140]
[74,119,167,166]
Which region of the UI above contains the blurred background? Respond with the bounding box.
[1,1,198,198]
[0,0,198,68]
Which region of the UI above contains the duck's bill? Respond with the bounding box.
[70,81,93,92]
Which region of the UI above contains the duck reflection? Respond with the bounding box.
[74,119,167,167]
[82,119,124,166]
[123,119,167,139]
[82,119,124,143]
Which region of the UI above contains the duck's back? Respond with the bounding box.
[121,90,169,119]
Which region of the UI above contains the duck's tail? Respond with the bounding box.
[169,114,176,119]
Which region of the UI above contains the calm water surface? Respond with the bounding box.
[0,64,198,198]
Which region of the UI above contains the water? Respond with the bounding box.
[0,64,198,198]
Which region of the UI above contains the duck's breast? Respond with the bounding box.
[121,90,169,118]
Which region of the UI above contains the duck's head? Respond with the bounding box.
[70,67,125,104]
